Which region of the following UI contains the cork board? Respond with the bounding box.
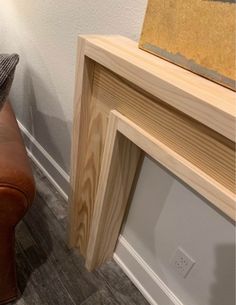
[139,0,236,91]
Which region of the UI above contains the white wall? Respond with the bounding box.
[0,0,147,174]
[116,157,235,305]
[0,2,235,305]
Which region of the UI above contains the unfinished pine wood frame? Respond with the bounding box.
[69,35,236,271]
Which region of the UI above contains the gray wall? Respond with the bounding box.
[0,2,234,305]
[121,157,235,305]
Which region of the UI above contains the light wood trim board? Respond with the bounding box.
[69,35,236,270]
[86,110,235,270]
[92,65,234,193]
[82,35,236,141]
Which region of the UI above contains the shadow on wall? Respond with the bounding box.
[122,158,175,257]
[22,67,71,173]
[210,243,235,305]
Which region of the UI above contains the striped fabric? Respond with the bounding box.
[0,54,19,110]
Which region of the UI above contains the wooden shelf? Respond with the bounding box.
[69,35,236,271]
[82,35,236,141]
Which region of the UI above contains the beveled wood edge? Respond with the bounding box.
[114,110,235,221]
[86,109,235,270]
[69,35,236,272]
[68,37,96,249]
[79,35,236,142]
[85,113,142,270]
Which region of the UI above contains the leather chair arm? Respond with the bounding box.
[0,102,35,208]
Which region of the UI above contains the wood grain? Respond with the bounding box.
[69,35,236,270]
[85,110,235,270]
[115,111,235,220]
[85,114,142,270]
[83,35,236,141]
[68,36,96,254]
[92,65,235,193]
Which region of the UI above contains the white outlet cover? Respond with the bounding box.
[171,247,195,278]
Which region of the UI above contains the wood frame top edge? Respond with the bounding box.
[78,35,236,141]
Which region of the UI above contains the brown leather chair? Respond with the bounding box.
[0,102,35,304]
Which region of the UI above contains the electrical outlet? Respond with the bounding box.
[171,247,195,278]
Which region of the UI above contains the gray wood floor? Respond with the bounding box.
[11,163,149,305]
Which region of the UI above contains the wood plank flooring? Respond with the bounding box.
[10,164,149,305]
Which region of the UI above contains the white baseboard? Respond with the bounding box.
[17,120,70,201]
[114,236,184,305]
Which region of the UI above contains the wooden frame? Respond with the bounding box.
[69,35,236,271]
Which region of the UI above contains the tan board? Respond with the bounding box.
[69,35,236,271]
[139,0,236,91]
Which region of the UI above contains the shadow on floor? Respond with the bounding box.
[14,190,53,300]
